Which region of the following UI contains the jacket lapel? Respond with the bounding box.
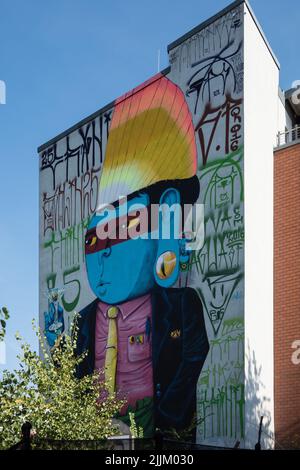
[78,299,98,375]
[151,288,173,370]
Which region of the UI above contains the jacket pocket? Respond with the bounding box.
[127,333,151,363]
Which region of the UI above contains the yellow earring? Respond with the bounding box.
[156,251,177,279]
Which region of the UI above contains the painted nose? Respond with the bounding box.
[102,246,112,258]
[97,246,111,275]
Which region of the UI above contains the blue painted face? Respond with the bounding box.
[85,194,158,304]
[85,188,188,304]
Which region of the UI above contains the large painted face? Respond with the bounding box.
[85,194,158,304]
[85,189,186,304]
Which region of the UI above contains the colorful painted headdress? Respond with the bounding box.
[98,73,197,207]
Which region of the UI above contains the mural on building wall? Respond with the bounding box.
[39,4,244,445]
[167,4,245,444]
[76,75,209,438]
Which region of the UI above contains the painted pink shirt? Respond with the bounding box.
[94,294,153,412]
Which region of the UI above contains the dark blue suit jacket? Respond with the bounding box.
[76,287,209,432]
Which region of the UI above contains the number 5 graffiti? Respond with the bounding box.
[46,266,81,313]
[61,266,81,312]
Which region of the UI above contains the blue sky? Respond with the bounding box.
[0,0,299,372]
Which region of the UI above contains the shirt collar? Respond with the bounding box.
[98,293,151,320]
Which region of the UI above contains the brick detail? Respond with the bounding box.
[274,144,300,449]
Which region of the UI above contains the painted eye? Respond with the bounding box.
[86,236,97,247]
[127,217,140,230]
[156,251,177,279]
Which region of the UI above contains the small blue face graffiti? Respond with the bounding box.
[44,288,65,348]
[85,188,189,304]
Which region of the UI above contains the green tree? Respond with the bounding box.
[0,314,124,449]
[0,307,9,342]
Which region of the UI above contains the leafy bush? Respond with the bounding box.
[0,315,124,449]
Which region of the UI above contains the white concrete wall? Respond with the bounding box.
[243,1,279,449]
